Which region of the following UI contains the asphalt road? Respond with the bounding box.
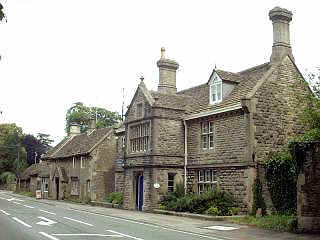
[0,190,318,240]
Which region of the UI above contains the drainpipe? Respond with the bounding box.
[183,120,187,195]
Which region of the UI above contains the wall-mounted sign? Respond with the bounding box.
[153,183,160,189]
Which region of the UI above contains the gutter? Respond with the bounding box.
[184,103,242,121]
[183,120,187,195]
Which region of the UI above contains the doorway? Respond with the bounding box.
[55,177,59,200]
[135,173,144,211]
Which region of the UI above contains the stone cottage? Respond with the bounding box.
[18,161,51,198]
[42,121,117,201]
[115,7,310,212]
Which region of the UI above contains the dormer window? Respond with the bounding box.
[210,74,222,104]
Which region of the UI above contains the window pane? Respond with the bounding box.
[202,135,208,149]
[209,134,214,149]
[209,122,213,133]
[217,83,222,101]
[198,170,204,182]
[205,170,211,182]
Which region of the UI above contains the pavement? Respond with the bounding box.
[0,190,319,240]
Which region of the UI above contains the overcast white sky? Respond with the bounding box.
[0,0,319,145]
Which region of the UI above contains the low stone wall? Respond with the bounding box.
[297,142,320,232]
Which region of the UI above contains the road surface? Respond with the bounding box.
[0,190,318,240]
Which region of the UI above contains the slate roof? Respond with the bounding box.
[152,62,271,115]
[44,128,112,159]
[20,162,51,180]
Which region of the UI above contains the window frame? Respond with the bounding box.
[136,103,144,118]
[197,170,216,194]
[129,121,150,153]
[80,156,85,169]
[201,121,214,150]
[168,173,175,193]
[210,75,222,104]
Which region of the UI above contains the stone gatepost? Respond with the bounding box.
[297,142,320,232]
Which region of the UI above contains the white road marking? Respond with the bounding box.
[107,230,144,240]
[63,216,93,226]
[36,217,57,226]
[39,232,60,240]
[22,204,35,209]
[204,226,239,231]
[7,198,23,202]
[69,208,230,240]
[0,210,10,215]
[12,217,32,228]
[0,196,8,200]
[39,209,56,215]
[53,233,121,237]
[12,201,22,205]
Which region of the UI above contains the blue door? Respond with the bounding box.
[138,175,144,211]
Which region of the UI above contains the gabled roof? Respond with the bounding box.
[44,127,113,159]
[20,162,51,180]
[177,62,271,114]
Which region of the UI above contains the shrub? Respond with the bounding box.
[106,192,124,206]
[230,207,241,215]
[0,171,16,185]
[251,178,267,216]
[83,196,91,204]
[264,152,297,214]
[160,188,234,216]
[206,206,221,216]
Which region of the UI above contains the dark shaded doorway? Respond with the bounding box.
[55,177,59,200]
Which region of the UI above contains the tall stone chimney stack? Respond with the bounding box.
[69,123,81,137]
[87,118,96,134]
[269,7,294,62]
[157,47,179,94]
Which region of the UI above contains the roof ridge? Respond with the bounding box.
[177,83,207,94]
[237,62,270,75]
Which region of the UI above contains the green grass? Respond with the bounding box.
[16,191,34,197]
[228,214,298,232]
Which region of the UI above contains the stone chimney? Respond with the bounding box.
[269,7,294,62]
[157,47,179,94]
[69,123,81,137]
[87,118,96,134]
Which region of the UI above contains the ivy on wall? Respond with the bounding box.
[264,152,297,214]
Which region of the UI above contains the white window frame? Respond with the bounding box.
[80,156,85,169]
[201,121,214,150]
[197,170,216,194]
[210,74,222,104]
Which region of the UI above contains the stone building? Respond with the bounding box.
[115,7,310,212]
[42,121,117,201]
[18,161,51,198]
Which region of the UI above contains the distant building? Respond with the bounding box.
[39,120,117,201]
[115,7,310,212]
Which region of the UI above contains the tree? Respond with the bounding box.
[22,134,52,166]
[0,124,27,175]
[0,3,7,22]
[65,102,121,134]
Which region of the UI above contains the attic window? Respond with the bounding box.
[210,75,222,104]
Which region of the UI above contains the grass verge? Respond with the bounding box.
[228,214,298,232]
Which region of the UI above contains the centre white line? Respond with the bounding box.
[12,217,32,228]
[22,204,35,209]
[107,230,144,240]
[63,216,93,226]
[12,201,21,205]
[0,210,10,215]
[39,232,60,240]
[39,209,56,215]
[53,233,121,237]
[69,208,230,240]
